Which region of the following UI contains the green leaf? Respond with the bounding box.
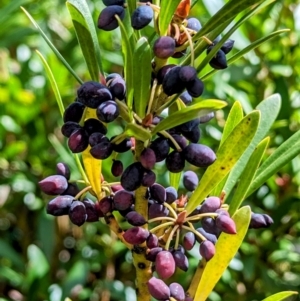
[82,108,102,199]
[223,94,281,198]
[261,292,298,301]
[229,137,269,215]
[169,172,181,190]
[66,0,103,81]
[220,101,244,146]
[117,15,135,112]
[185,111,260,215]
[1,0,31,25]
[159,0,182,36]
[26,244,49,285]
[152,99,227,135]
[21,7,83,84]
[194,206,251,301]
[0,239,25,270]
[125,123,152,142]
[36,50,64,116]
[246,128,300,197]
[133,38,152,118]
[202,29,290,81]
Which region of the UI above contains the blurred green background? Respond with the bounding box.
[0,0,300,300]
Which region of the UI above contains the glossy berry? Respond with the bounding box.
[146,233,159,249]
[201,217,218,235]
[221,39,235,54]
[169,282,185,301]
[97,5,125,31]
[186,77,204,98]
[90,140,114,159]
[113,190,134,211]
[88,133,107,147]
[97,196,113,215]
[150,137,170,162]
[156,250,176,279]
[39,175,68,195]
[148,203,169,219]
[165,186,178,204]
[183,170,199,191]
[68,128,89,153]
[84,118,107,136]
[123,226,149,245]
[103,0,125,6]
[56,162,71,180]
[183,143,216,167]
[162,66,186,96]
[125,211,147,226]
[96,100,119,123]
[61,121,81,138]
[108,76,126,99]
[121,162,144,191]
[83,199,99,222]
[69,200,87,226]
[146,247,163,261]
[216,214,237,234]
[199,196,221,213]
[111,137,132,153]
[147,277,170,300]
[179,66,197,82]
[181,126,200,143]
[207,46,228,69]
[156,64,176,84]
[173,250,189,271]
[141,169,156,187]
[166,151,185,173]
[111,159,123,177]
[63,102,85,123]
[131,5,153,30]
[77,81,112,108]
[61,182,80,197]
[153,36,176,59]
[46,195,73,216]
[187,17,202,32]
[150,183,166,204]
[199,240,215,261]
[183,231,196,250]
[140,148,156,169]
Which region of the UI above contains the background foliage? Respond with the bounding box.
[0,0,300,300]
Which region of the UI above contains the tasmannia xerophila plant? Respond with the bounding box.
[23,0,299,300]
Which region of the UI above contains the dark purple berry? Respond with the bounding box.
[61,183,80,197]
[156,64,176,84]
[63,102,85,123]
[172,250,189,271]
[140,148,156,169]
[199,196,221,213]
[84,118,107,135]
[183,143,216,167]
[90,140,113,159]
[180,90,192,105]
[61,121,81,138]
[97,196,114,214]
[183,231,196,250]
[249,213,267,229]
[146,233,158,249]
[166,151,185,173]
[123,226,149,245]
[199,112,214,123]
[96,100,119,123]
[165,186,177,204]
[150,183,166,204]
[181,126,201,143]
[46,195,73,216]
[186,77,204,98]
[150,137,170,162]
[168,134,188,150]
[111,160,123,177]
[216,214,237,234]
[153,36,176,59]
[162,66,185,96]
[108,76,126,99]
[197,227,217,244]
[68,128,89,153]
[141,169,156,187]
[39,175,68,195]
[146,247,163,261]
[69,200,87,226]
[111,136,132,153]
[179,66,197,82]
[103,0,125,6]
[83,199,99,222]
[56,162,71,180]
[207,46,227,69]
[131,5,153,30]
[148,203,169,219]
[183,171,199,191]
[121,162,144,191]
[201,217,218,235]
[97,5,125,31]
[88,132,107,147]
[113,189,135,211]
[221,39,235,54]
[125,211,147,226]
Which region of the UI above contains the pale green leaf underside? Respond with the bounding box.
[261,291,298,301]
[194,206,251,301]
[185,111,260,215]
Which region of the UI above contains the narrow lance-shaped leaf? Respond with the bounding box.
[116,15,135,112]
[220,101,244,146]
[222,94,281,198]
[229,136,269,215]
[246,129,300,198]
[66,0,103,81]
[210,101,243,196]
[133,38,152,118]
[193,206,251,301]
[21,7,83,84]
[82,108,102,199]
[261,291,298,301]
[152,99,227,135]
[169,172,181,191]
[185,111,260,215]
[159,0,182,36]
[125,123,151,142]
